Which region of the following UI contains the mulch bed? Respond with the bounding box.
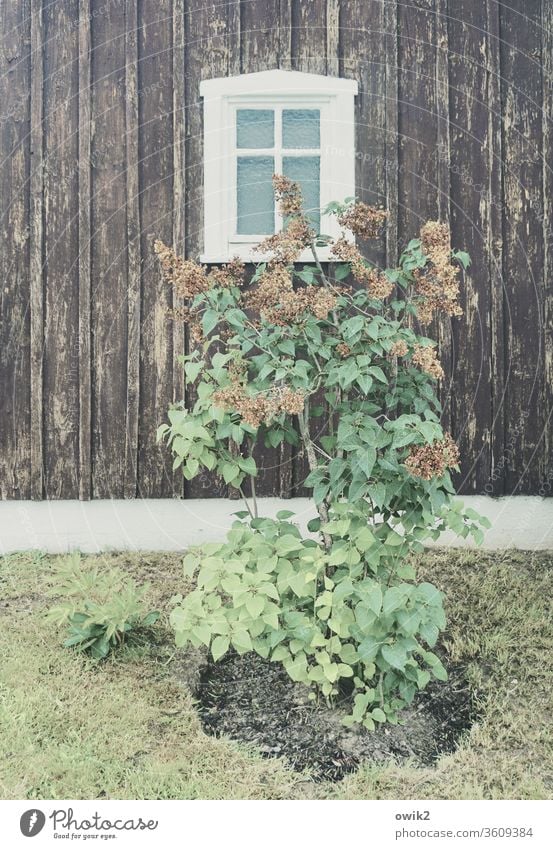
[187,649,476,782]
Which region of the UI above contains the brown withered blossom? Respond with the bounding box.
[258,215,314,265]
[337,201,387,240]
[336,342,351,358]
[389,340,409,358]
[414,221,463,323]
[212,381,305,428]
[420,220,450,253]
[411,344,444,380]
[272,174,304,217]
[365,268,394,300]
[404,433,460,480]
[262,287,337,326]
[331,237,393,299]
[247,267,293,312]
[154,240,210,299]
[189,322,204,345]
[207,257,246,289]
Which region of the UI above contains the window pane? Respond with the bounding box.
[282,109,320,148]
[283,156,320,230]
[237,156,275,234]
[237,109,274,148]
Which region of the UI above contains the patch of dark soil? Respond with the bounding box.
[192,651,476,782]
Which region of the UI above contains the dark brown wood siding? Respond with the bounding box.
[1,0,551,499]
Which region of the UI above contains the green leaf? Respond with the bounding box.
[245,595,266,618]
[334,263,351,281]
[371,708,387,723]
[382,586,408,616]
[366,584,383,616]
[358,635,380,662]
[221,462,240,485]
[192,624,212,647]
[276,510,296,520]
[231,630,253,653]
[381,643,408,670]
[356,374,373,395]
[211,635,230,662]
[184,360,203,383]
[202,309,219,336]
[238,456,257,476]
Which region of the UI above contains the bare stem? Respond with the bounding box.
[238,486,254,520]
[297,404,331,551]
[250,473,258,518]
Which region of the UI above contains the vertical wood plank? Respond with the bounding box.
[279,0,293,70]
[500,0,545,494]
[384,0,399,266]
[90,0,129,497]
[42,1,81,498]
[397,0,439,241]
[0,0,32,498]
[291,0,327,75]
[447,0,496,493]
[240,0,280,73]
[183,0,232,497]
[29,0,44,500]
[326,0,340,77]
[541,0,553,497]
[78,0,92,499]
[434,0,453,441]
[340,0,387,267]
[486,0,506,496]
[124,0,141,498]
[172,0,186,448]
[137,0,177,497]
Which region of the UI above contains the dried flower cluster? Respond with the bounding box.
[337,201,387,240]
[247,266,336,324]
[154,240,210,299]
[258,216,314,265]
[411,343,444,380]
[247,267,293,312]
[336,342,351,358]
[262,287,337,326]
[405,433,460,480]
[389,340,409,358]
[414,221,462,323]
[213,381,305,428]
[331,237,393,300]
[207,257,246,289]
[272,174,303,217]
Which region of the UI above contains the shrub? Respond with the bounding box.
[157,177,489,726]
[47,554,160,659]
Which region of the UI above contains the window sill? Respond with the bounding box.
[200,246,338,265]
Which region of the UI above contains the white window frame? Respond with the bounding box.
[200,69,358,263]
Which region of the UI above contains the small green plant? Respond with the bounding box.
[47,554,160,659]
[157,176,489,727]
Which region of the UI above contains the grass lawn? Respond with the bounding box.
[0,548,551,800]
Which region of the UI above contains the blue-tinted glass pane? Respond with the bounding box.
[237,109,274,148]
[282,109,320,148]
[283,156,320,230]
[237,156,275,234]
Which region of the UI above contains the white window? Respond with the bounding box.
[200,69,358,263]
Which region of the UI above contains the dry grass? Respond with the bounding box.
[0,548,551,800]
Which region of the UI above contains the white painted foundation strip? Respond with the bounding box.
[0,496,552,555]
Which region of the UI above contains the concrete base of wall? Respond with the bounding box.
[0,496,552,554]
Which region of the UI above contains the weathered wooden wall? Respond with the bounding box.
[1,0,551,499]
